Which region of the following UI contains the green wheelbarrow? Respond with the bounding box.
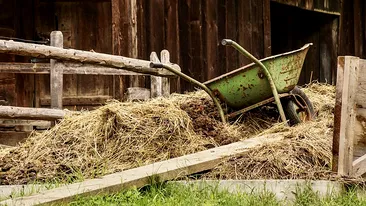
[150,39,314,126]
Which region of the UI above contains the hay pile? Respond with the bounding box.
[0,83,335,184]
[203,83,336,180]
[0,91,278,185]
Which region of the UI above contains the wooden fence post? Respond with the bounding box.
[150,52,162,98]
[50,31,64,109]
[150,50,172,98]
[160,50,171,96]
[333,56,360,176]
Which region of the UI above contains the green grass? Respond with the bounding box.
[64,182,366,206]
[67,182,279,206]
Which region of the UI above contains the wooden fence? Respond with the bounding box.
[333,56,366,177]
[0,31,178,146]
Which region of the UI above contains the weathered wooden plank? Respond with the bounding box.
[0,62,149,76]
[353,153,366,177]
[165,0,181,92]
[353,108,366,160]
[1,133,284,205]
[40,95,112,106]
[190,0,204,81]
[238,0,252,66]
[319,17,337,83]
[111,0,126,101]
[334,56,359,176]
[263,0,271,57]
[354,0,362,57]
[203,0,218,80]
[50,31,64,109]
[150,52,162,98]
[178,0,192,91]
[0,28,16,107]
[252,0,264,61]
[0,106,67,121]
[150,50,171,97]
[14,0,36,108]
[356,59,366,108]
[77,2,113,97]
[225,0,238,72]
[0,40,178,77]
[272,0,339,14]
[127,0,144,88]
[125,87,150,101]
[161,50,171,96]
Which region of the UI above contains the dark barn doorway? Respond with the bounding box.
[271,2,339,85]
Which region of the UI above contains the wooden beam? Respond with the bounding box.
[50,31,64,109]
[0,63,143,75]
[0,40,179,77]
[0,133,284,205]
[334,56,359,176]
[353,153,366,177]
[0,106,67,121]
[40,96,112,106]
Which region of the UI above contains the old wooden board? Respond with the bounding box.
[271,0,341,15]
[0,106,67,121]
[40,95,112,106]
[1,134,284,205]
[333,57,366,177]
[0,40,178,77]
[0,63,144,75]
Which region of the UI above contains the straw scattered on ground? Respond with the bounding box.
[202,83,336,180]
[0,90,278,185]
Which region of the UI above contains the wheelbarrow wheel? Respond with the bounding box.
[282,86,315,126]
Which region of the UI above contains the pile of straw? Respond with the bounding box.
[203,83,336,180]
[0,83,335,184]
[0,91,277,185]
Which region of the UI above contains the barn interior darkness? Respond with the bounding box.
[271,2,339,85]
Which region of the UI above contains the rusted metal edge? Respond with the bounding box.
[204,43,313,85]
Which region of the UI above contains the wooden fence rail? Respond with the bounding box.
[0,31,176,122]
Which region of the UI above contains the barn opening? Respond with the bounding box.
[270,2,339,85]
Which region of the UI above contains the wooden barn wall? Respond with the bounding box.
[111,0,270,93]
[0,0,345,108]
[0,0,35,107]
[339,0,366,59]
[35,1,113,109]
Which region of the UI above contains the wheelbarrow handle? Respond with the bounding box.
[221,39,288,125]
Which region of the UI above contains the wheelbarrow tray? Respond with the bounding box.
[204,43,312,109]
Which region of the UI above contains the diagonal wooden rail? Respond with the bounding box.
[0,133,284,206]
[0,40,179,77]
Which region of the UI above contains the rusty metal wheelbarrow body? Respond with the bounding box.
[204,44,311,109]
[150,40,313,125]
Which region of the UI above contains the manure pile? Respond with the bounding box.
[203,83,336,180]
[0,83,335,185]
